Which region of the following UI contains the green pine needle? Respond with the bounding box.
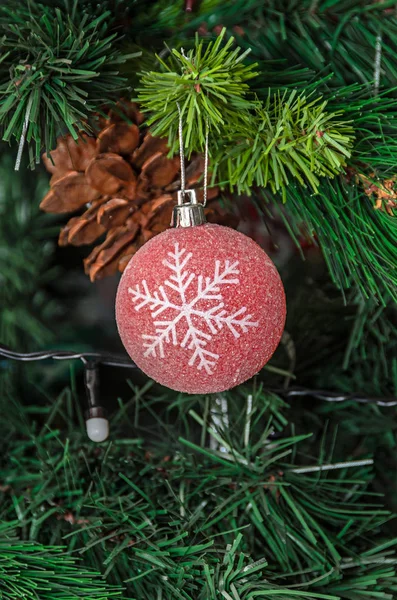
[0,386,396,599]
[0,150,60,351]
[214,0,397,90]
[138,30,354,195]
[0,523,122,600]
[264,177,397,304]
[0,2,138,162]
[138,28,258,151]
[215,90,354,197]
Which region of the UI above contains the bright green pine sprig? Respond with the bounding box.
[0,523,122,600]
[138,29,258,150]
[137,29,355,195]
[0,3,138,163]
[214,91,354,198]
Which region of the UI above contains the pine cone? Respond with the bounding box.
[40,102,237,281]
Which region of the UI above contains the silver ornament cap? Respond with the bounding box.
[171,189,206,228]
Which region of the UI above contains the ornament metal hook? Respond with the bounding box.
[172,103,209,228]
[171,188,206,227]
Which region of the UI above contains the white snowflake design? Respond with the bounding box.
[128,243,258,375]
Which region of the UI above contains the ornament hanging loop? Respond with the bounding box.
[172,103,208,228]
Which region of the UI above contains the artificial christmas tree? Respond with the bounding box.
[0,1,397,599]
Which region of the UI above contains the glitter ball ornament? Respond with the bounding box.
[116,220,286,394]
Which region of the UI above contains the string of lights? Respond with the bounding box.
[1,343,396,407]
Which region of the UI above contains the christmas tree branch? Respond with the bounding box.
[0,384,396,598]
[0,150,61,352]
[264,177,397,305]
[220,0,397,90]
[0,2,138,163]
[214,91,354,198]
[137,28,258,150]
[0,523,122,599]
[137,29,354,195]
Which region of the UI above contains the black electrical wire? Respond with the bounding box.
[1,343,396,407]
[0,344,135,368]
[273,388,397,407]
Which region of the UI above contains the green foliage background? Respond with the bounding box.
[0,2,396,599]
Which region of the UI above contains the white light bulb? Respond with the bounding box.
[86,417,109,442]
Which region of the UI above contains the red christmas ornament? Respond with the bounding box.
[116,217,286,394]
